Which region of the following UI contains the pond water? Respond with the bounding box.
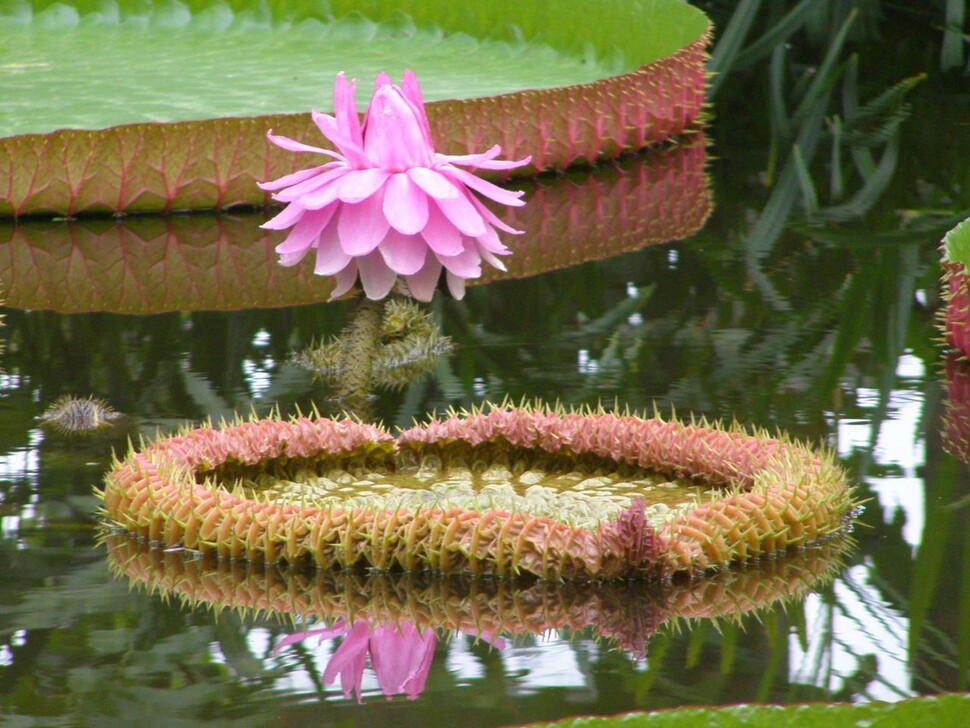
[2,9,970,728]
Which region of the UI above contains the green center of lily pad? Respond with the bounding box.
[0,0,710,137]
[234,447,712,529]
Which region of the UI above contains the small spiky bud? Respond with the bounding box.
[40,395,123,434]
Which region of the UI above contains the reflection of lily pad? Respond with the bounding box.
[0,0,711,217]
[104,532,851,659]
[0,139,709,313]
[99,403,856,579]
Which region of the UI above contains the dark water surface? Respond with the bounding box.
[3,12,970,728]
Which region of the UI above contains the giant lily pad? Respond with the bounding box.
[0,0,711,218]
[99,403,856,579]
[0,139,710,313]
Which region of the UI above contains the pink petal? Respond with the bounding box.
[311,110,367,168]
[445,271,467,300]
[407,167,459,199]
[383,173,429,235]
[337,192,390,256]
[273,620,352,655]
[261,201,306,231]
[373,71,392,93]
[478,245,509,272]
[332,73,364,151]
[336,168,389,203]
[379,229,427,275]
[436,145,532,170]
[274,166,349,205]
[362,84,435,170]
[313,225,353,276]
[259,164,333,192]
[322,620,370,703]
[439,165,526,207]
[474,224,512,255]
[438,242,482,278]
[434,192,487,237]
[275,207,334,256]
[357,250,398,300]
[400,69,435,147]
[266,130,342,158]
[420,204,463,256]
[369,623,436,699]
[469,195,524,235]
[329,262,360,300]
[404,258,442,302]
[400,70,428,119]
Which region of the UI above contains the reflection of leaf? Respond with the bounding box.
[0,216,333,313]
[0,139,710,314]
[0,0,711,217]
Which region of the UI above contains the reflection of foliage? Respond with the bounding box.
[699,0,967,261]
[293,297,453,392]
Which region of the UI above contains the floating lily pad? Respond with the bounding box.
[99,403,857,579]
[0,0,711,217]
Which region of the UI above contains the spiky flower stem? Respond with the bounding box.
[334,297,384,418]
[98,404,856,579]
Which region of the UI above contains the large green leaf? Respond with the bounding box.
[943,215,970,271]
[0,0,711,217]
[527,693,970,728]
[0,137,710,313]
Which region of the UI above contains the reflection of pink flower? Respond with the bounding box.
[274,619,503,703]
[261,70,531,301]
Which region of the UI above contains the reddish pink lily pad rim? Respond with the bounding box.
[0,1,711,218]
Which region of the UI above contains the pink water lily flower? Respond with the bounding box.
[260,70,532,301]
[274,618,505,703]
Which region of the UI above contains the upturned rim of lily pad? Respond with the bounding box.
[0,1,711,218]
[98,402,857,580]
